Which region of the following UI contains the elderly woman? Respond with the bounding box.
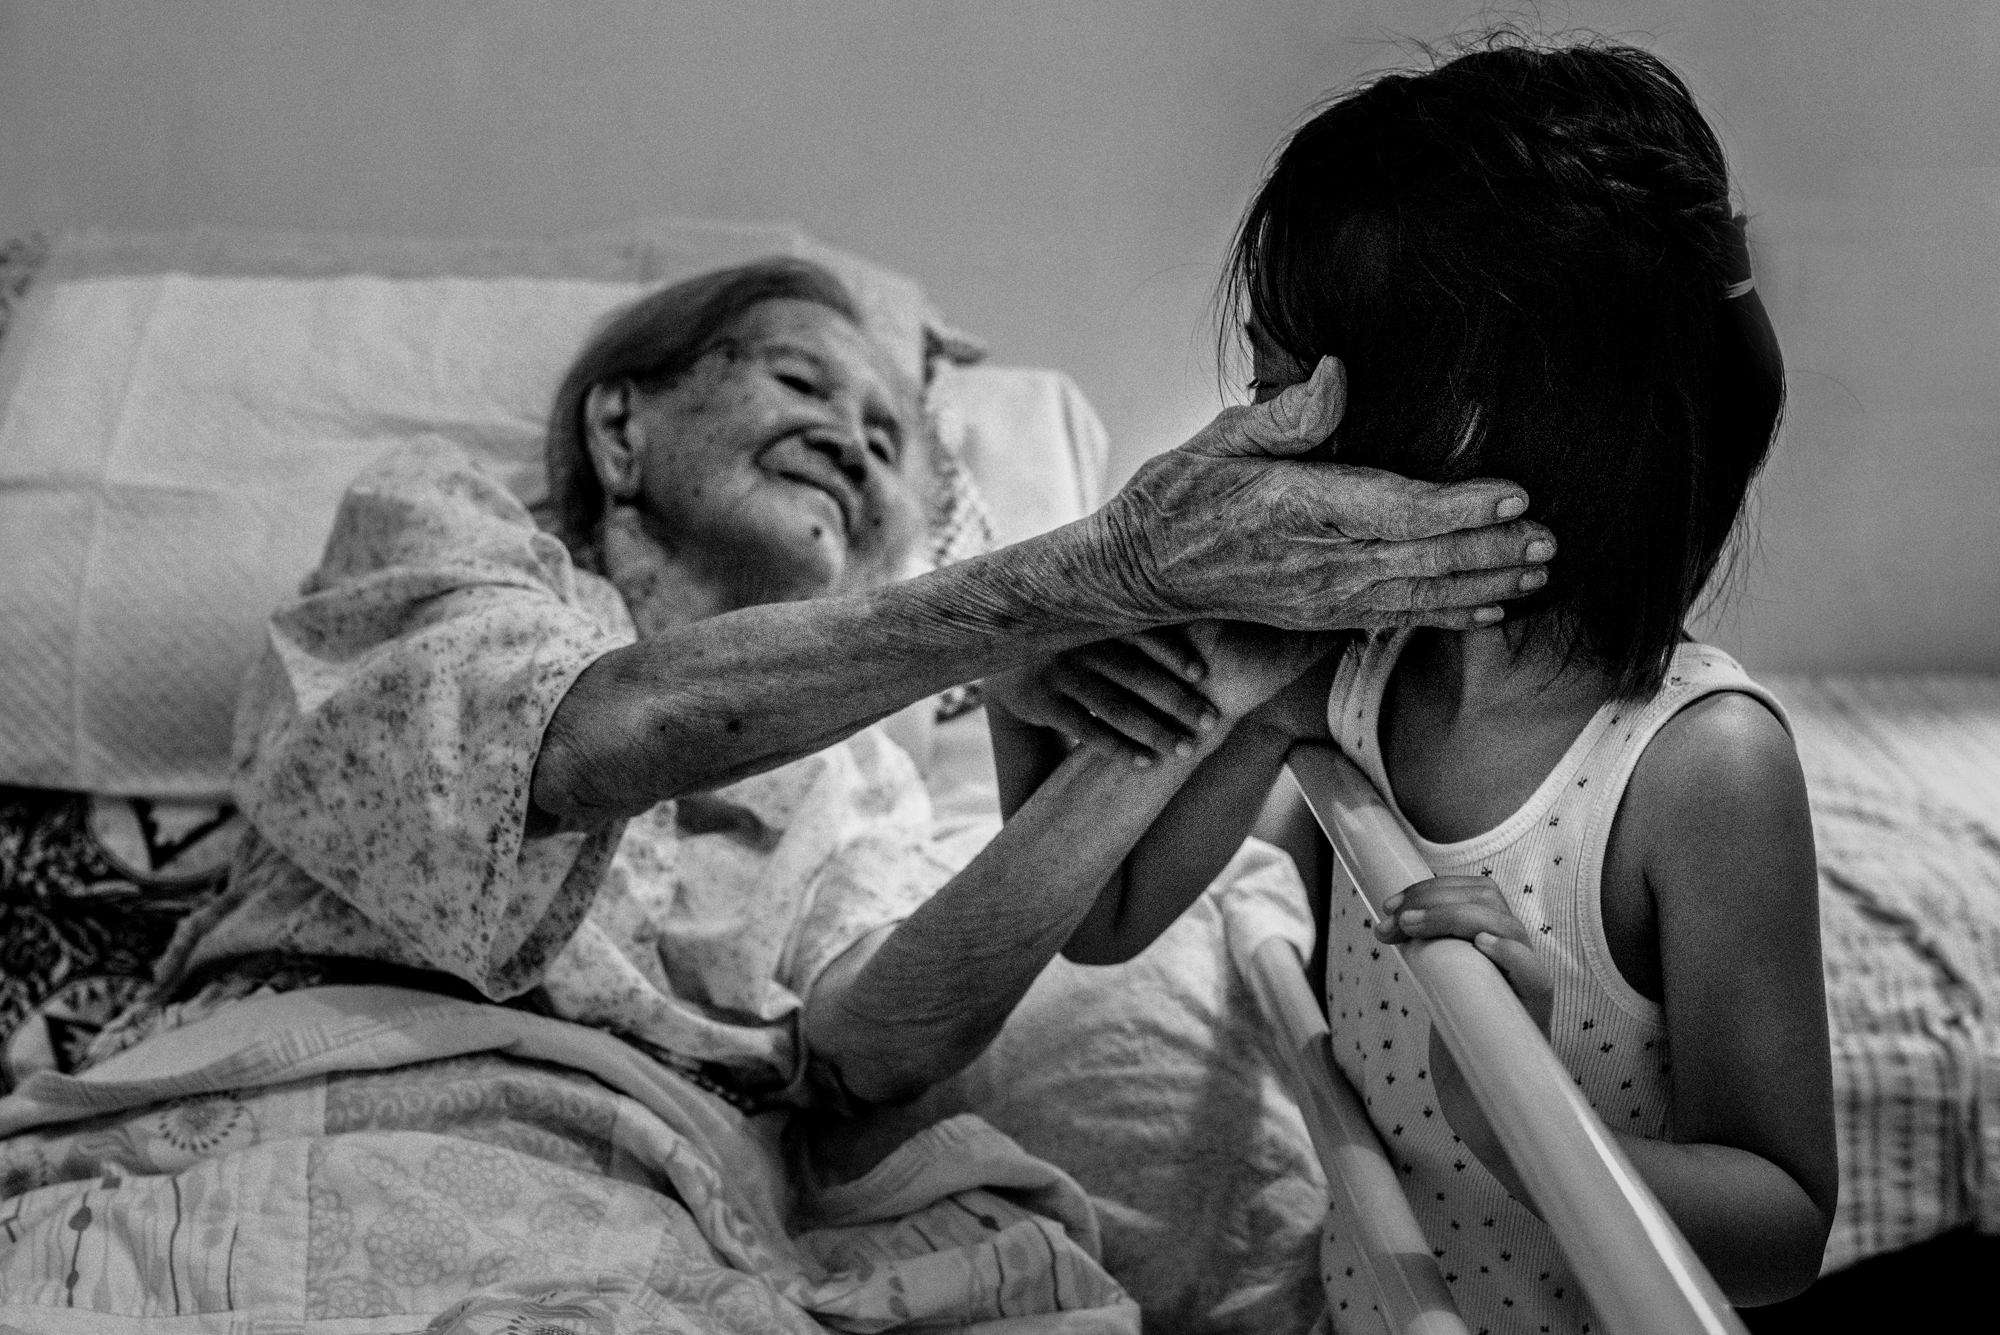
[124,258,1552,1115]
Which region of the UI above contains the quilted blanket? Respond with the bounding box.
[1769,674,2000,1271]
[0,987,1138,1333]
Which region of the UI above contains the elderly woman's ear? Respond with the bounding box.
[582,382,646,502]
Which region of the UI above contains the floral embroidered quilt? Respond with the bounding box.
[0,987,1136,1333]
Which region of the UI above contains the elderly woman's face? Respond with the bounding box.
[608,299,929,612]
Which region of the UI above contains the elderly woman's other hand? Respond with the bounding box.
[1092,357,1553,633]
[985,620,1336,763]
[983,629,1218,763]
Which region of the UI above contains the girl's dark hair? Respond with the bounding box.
[544,257,861,552]
[1225,39,1784,698]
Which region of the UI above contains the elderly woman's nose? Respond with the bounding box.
[791,385,864,442]
[806,425,871,481]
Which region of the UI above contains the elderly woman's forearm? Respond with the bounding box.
[531,519,1156,827]
[803,733,1226,1103]
[1062,716,1296,963]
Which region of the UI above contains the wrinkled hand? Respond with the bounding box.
[984,621,1339,764]
[983,630,1220,764]
[1095,357,1554,632]
[1375,875,1553,1178]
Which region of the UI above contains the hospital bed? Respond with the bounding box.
[0,222,1995,1332]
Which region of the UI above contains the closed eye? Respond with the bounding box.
[777,371,824,398]
[865,421,902,467]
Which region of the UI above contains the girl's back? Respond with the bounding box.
[1320,627,1813,1330]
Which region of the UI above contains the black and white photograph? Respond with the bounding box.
[0,4,1993,1332]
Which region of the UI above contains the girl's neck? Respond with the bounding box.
[1398,623,1616,723]
[1379,621,1620,845]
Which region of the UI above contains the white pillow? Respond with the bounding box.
[0,225,1102,799]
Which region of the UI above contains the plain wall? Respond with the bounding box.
[2,0,1994,671]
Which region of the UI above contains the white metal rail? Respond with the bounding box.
[1243,743,1747,1335]
[1241,931,1470,1335]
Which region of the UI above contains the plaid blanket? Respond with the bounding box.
[1769,674,2000,1271]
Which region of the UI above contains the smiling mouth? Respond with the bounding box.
[760,433,868,538]
[784,475,852,535]
[776,466,859,537]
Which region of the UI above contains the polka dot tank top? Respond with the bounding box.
[1317,631,1787,1335]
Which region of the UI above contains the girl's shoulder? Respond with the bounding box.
[1619,662,1813,891]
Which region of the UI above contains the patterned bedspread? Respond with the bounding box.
[0,987,1138,1333]
[1767,674,2000,1270]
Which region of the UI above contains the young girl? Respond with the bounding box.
[990,38,1835,1333]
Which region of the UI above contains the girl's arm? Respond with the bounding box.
[1381,694,1835,1306]
[1614,693,1835,1304]
[804,627,1334,1103]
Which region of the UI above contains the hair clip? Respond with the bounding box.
[1723,214,1755,300]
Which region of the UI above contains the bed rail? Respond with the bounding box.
[1241,931,1469,1335]
[1265,743,1747,1335]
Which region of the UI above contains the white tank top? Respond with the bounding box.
[1317,631,1787,1335]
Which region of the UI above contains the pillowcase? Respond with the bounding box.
[0,222,1099,800]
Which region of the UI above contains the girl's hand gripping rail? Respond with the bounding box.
[1282,743,1748,1335]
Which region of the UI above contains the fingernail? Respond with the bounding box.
[1133,754,1153,769]
[1519,568,1548,591]
[1175,739,1195,757]
[1383,892,1405,913]
[1184,662,1207,682]
[1526,539,1556,562]
[1475,931,1498,949]
[1495,495,1527,520]
[1473,606,1505,625]
[1399,909,1427,926]
[1198,709,1220,732]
